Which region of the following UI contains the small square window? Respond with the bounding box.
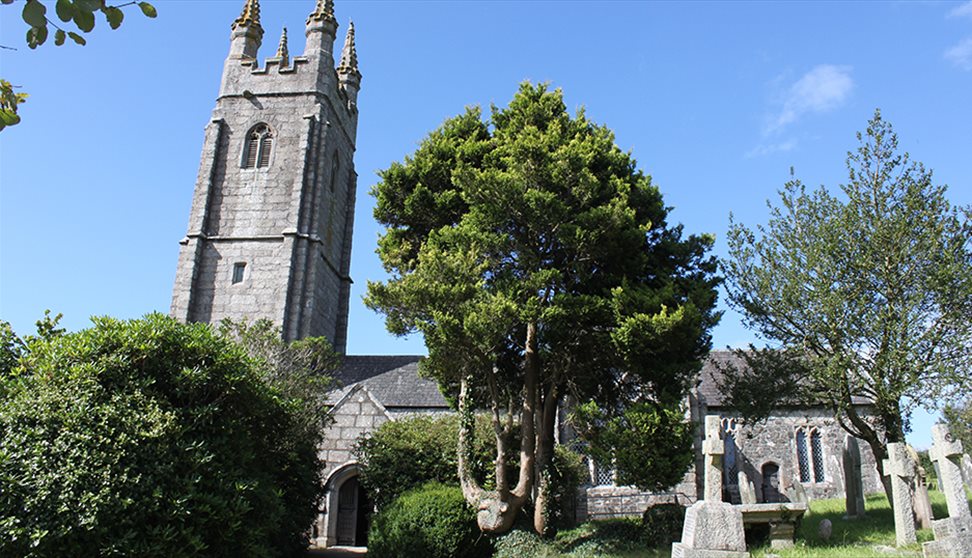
[232,262,246,284]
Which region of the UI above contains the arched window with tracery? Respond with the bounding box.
[243,124,273,169]
[795,426,825,483]
[722,417,739,486]
[796,428,810,482]
[810,429,825,482]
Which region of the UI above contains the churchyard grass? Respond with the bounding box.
[749,487,972,557]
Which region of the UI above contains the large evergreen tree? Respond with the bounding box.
[722,110,972,500]
[366,83,720,535]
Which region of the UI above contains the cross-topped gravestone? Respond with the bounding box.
[702,415,725,503]
[843,435,866,518]
[883,442,917,547]
[672,415,749,558]
[929,425,971,528]
[922,425,972,558]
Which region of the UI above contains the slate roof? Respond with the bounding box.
[327,355,449,409]
[696,349,872,408]
[329,350,869,412]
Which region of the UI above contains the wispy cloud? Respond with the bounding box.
[745,138,798,159]
[945,37,972,69]
[948,1,972,19]
[766,65,854,133]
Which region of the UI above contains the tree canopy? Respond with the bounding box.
[721,110,972,497]
[366,82,720,535]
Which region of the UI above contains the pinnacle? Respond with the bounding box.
[276,27,289,63]
[232,0,262,31]
[307,0,336,25]
[337,20,360,77]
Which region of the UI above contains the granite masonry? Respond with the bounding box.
[170,0,359,351]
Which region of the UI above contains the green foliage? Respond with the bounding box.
[0,80,28,132]
[640,503,684,549]
[0,313,322,557]
[367,82,720,530]
[1,0,157,131]
[546,446,587,530]
[722,110,972,459]
[571,401,694,492]
[368,482,491,558]
[354,413,520,510]
[942,398,972,451]
[494,518,669,558]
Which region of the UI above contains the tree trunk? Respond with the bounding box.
[457,322,542,534]
[533,384,559,536]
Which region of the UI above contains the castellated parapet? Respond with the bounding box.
[171,0,360,352]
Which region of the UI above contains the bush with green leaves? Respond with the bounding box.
[368,482,491,558]
[0,313,323,558]
[640,502,684,548]
[354,413,520,510]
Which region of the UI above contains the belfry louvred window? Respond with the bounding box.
[243,124,273,168]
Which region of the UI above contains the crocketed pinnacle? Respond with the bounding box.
[337,20,359,76]
[307,0,336,24]
[232,0,262,31]
[276,27,289,63]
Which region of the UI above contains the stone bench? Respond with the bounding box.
[736,503,808,549]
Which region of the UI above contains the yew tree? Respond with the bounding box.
[366,83,720,535]
[722,110,972,499]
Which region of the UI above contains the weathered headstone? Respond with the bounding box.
[818,518,833,542]
[884,442,917,547]
[738,471,757,505]
[922,425,972,558]
[843,435,867,519]
[934,461,944,491]
[672,416,749,558]
[785,479,808,507]
[909,444,934,530]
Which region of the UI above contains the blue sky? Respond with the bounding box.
[1,0,970,448]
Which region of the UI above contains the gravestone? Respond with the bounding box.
[922,425,972,558]
[785,479,808,507]
[738,471,757,505]
[909,444,934,530]
[883,442,917,547]
[672,416,749,558]
[914,466,935,530]
[843,435,866,518]
[934,462,944,491]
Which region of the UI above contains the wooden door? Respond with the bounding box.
[336,477,359,546]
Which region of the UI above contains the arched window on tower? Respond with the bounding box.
[243,124,273,169]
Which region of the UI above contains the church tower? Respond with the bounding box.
[170,0,360,352]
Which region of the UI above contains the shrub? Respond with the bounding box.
[0,314,323,558]
[492,528,549,558]
[641,502,685,548]
[368,482,491,558]
[354,413,519,510]
[545,445,587,530]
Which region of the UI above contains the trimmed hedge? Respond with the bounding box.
[368,482,491,558]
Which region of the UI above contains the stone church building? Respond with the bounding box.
[170,0,884,549]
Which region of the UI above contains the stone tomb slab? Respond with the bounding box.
[737,502,808,550]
